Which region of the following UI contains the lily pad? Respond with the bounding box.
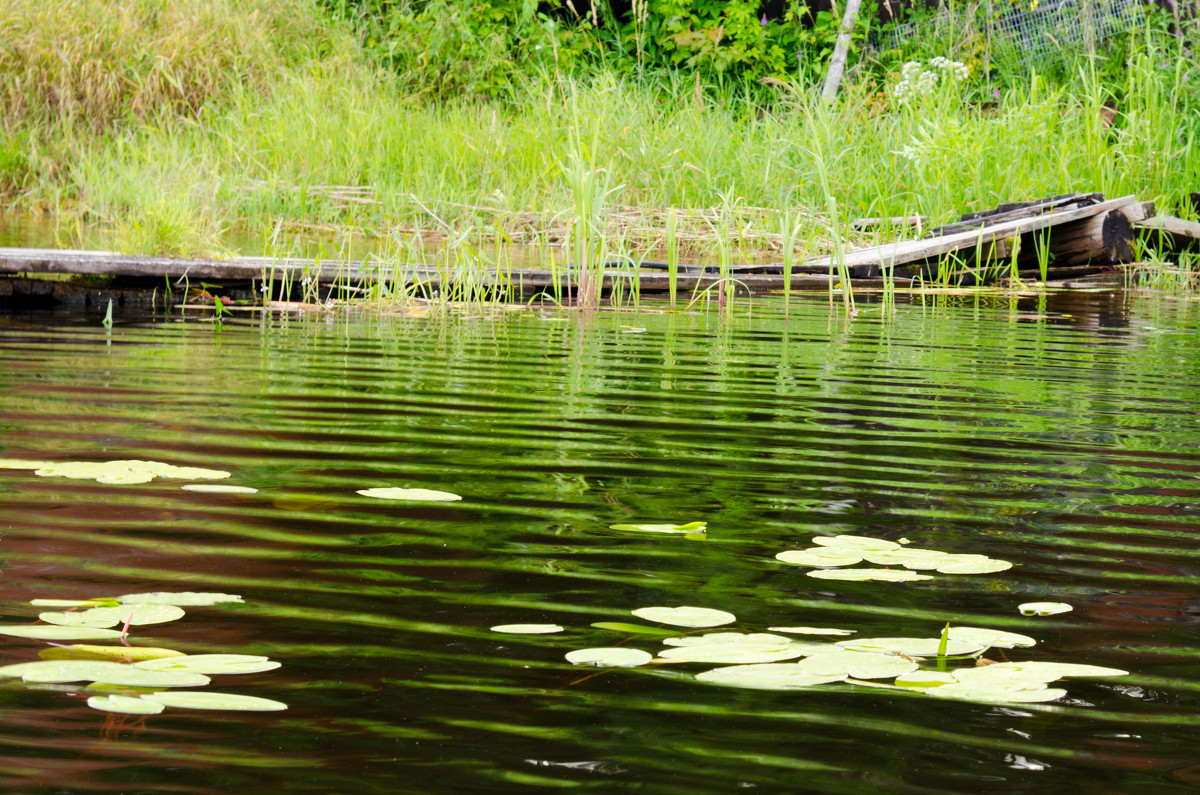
[768,626,856,636]
[946,627,1036,650]
[696,664,848,690]
[811,535,900,552]
[860,549,949,565]
[490,624,565,634]
[775,549,863,567]
[902,554,990,571]
[87,695,166,715]
[141,691,288,711]
[953,661,1128,683]
[894,671,957,688]
[134,654,281,675]
[836,637,986,658]
[927,681,1067,703]
[658,643,810,664]
[662,632,792,648]
[181,484,259,494]
[38,645,185,663]
[806,569,933,582]
[631,606,736,628]
[39,604,186,628]
[608,522,707,534]
[0,660,209,687]
[357,487,462,501]
[564,648,653,667]
[936,558,1013,574]
[116,592,243,607]
[1019,602,1073,616]
[29,599,117,609]
[0,625,123,640]
[797,651,920,679]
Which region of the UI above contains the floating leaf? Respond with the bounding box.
[0,625,123,640]
[775,549,863,567]
[630,606,736,628]
[1019,602,1073,616]
[936,558,1013,574]
[696,664,848,690]
[836,637,986,658]
[135,654,281,675]
[116,592,243,607]
[0,660,209,687]
[608,521,707,534]
[181,484,259,494]
[811,535,900,552]
[39,604,186,628]
[357,487,462,501]
[141,691,288,711]
[768,626,856,636]
[662,632,792,648]
[861,549,949,566]
[953,661,1127,683]
[946,627,1036,650]
[490,624,564,634]
[894,671,957,688]
[87,695,166,715]
[39,645,185,663]
[29,598,117,609]
[564,648,653,667]
[927,682,1067,703]
[590,622,679,637]
[658,643,811,664]
[32,460,230,484]
[797,651,919,679]
[902,554,990,571]
[806,569,933,582]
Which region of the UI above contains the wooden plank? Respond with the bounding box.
[1133,214,1200,250]
[1040,200,1153,266]
[803,195,1138,278]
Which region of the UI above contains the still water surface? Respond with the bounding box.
[1,292,1199,793]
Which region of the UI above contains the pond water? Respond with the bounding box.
[1,292,1199,793]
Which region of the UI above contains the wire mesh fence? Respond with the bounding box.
[877,0,1145,64]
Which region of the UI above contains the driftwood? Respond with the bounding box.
[1133,215,1200,252]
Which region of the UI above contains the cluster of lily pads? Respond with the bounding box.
[0,592,287,714]
[0,458,467,501]
[775,534,1014,581]
[495,604,1126,704]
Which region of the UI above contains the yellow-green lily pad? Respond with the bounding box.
[806,569,933,582]
[181,484,258,494]
[357,487,462,501]
[0,660,209,687]
[768,626,856,636]
[811,535,900,552]
[490,624,564,634]
[927,681,1067,703]
[936,558,1013,574]
[564,648,653,667]
[1019,602,1072,616]
[797,651,919,679]
[775,549,863,567]
[141,691,288,711]
[696,664,847,690]
[39,604,185,628]
[116,592,243,607]
[631,606,736,628]
[658,643,811,664]
[947,627,1036,649]
[0,625,123,640]
[894,670,957,688]
[39,645,185,663]
[87,694,166,715]
[662,632,792,648]
[134,654,280,675]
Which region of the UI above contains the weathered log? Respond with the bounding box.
[1036,200,1154,267]
[1134,214,1200,252]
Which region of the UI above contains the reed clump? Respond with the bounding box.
[0,0,348,133]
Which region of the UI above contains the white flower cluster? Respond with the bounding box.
[891,57,969,106]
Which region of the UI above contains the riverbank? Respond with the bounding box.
[1,1,1198,287]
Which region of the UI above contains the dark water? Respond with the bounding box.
[1,292,1199,793]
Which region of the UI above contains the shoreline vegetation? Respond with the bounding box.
[1,0,1198,299]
